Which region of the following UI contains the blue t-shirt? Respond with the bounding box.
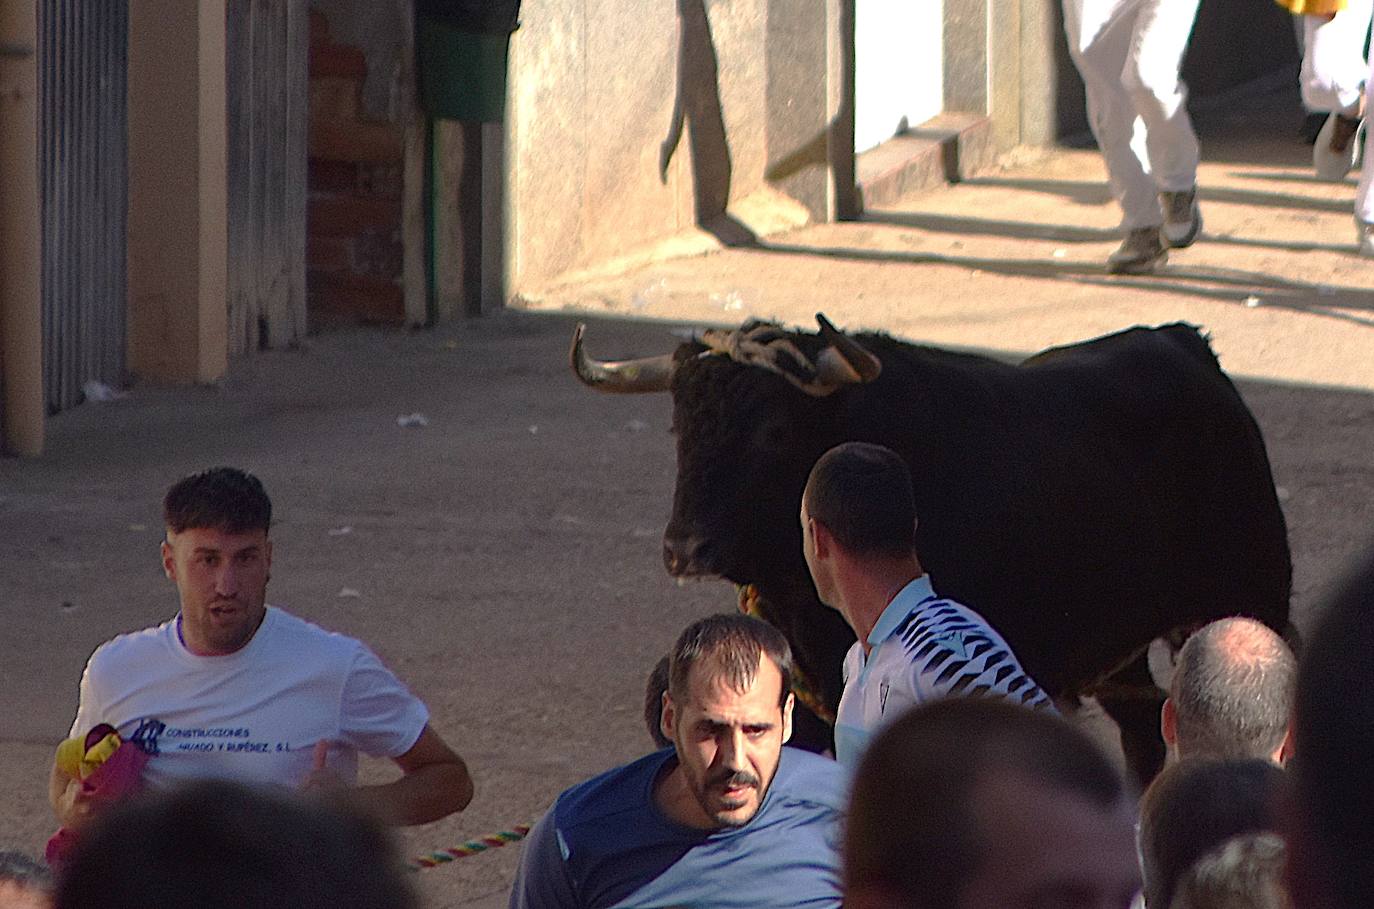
[508,747,845,909]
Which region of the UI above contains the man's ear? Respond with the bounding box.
[810,517,833,560]
[161,539,176,580]
[1276,725,1294,766]
[1161,697,1177,747]
[660,691,677,743]
[781,692,795,744]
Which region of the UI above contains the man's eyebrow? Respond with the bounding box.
[696,717,776,730]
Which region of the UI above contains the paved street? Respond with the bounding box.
[2,85,1371,907]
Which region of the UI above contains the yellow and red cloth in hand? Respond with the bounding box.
[1273,0,1345,14]
[46,723,151,867]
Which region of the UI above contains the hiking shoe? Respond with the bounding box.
[1359,220,1374,258]
[1314,110,1363,180]
[1160,188,1203,248]
[1107,227,1167,274]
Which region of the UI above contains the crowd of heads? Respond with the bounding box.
[21,461,1374,909]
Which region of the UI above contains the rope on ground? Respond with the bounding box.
[411,825,532,871]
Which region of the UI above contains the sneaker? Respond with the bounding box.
[1358,220,1374,258]
[1107,227,1167,274]
[1160,188,1203,248]
[1314,110,1363,180]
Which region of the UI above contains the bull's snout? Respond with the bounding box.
[663,534,717,578]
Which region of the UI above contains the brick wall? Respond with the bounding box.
[307,9,404,325]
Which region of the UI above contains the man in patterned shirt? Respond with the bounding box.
[800,442,1053,767]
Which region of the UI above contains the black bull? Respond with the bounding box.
[572,316,1292,783]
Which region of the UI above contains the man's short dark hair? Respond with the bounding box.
[645,655,673,748]
[163,467,272,535]
[1171,617,1295,760]
[1170,833,1290,909]
[1138,758,1288,909]
[845,698,1125,909]
[803,442,915,559]
[668,614,793,709]
[54,780,416,909]
[1291,551,1374,909]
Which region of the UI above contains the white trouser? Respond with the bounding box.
[1063,0,1203,228]
[1301,1,1373,113]
[1358,50,1374,223]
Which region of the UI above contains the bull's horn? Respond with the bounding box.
[569,323,675,393]
[814,313,882,384]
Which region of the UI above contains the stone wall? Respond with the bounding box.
[506,0,841,291]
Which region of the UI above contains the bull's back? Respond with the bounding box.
[857,324,1290,695]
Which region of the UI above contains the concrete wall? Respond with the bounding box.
[507,0,840,290]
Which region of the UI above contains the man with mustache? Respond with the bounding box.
[509,614,846,908]
[49,467,472,831]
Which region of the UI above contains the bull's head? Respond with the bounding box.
[570,313,881,399]
[571,314,882,579]
[571,315,882,725]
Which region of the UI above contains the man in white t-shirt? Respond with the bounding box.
[49,467,473,832]
[800,443,1052,767]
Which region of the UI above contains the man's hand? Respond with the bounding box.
[49,760,97,830]
[300,740,347,794]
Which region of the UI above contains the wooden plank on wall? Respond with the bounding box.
[226,0,252,356]
[259,0,286,347]
[249,0,270,352]
[224,0,306,353]
[284,0,307,342]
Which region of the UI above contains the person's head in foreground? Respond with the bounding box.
[1169,833,1290,909]
[0,851,52,909]
[845,698,1140,909]
[1138,758,1288,908]
[53,779,416,909]
[658,612,795,828]
[1285,551,1374,909]
[1162,616,1296,764]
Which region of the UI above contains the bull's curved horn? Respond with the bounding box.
[814,313,882,385]
[569,323,675,393]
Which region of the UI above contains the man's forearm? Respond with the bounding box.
[345,758,474,826]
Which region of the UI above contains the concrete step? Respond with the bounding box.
[857,112,996,210]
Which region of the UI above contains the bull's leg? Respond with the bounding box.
[1096,651,1167,790]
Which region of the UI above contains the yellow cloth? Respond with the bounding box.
[1274,0,1345,14]
[55,731,123,780]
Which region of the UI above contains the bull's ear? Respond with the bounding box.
[815,314,881,385]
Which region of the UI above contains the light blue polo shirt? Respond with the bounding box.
[835,575,1054,767]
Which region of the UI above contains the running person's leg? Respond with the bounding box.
[1064,0,1169,272]
[1124,0,1203,247]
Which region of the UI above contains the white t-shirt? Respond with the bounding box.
[69,606,429,791]
[835,576,1053,767]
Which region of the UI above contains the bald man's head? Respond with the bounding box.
[1165,617,1295,762]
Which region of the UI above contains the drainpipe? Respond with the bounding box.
[0,4,43,456]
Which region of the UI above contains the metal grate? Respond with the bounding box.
[38,0,128,414]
